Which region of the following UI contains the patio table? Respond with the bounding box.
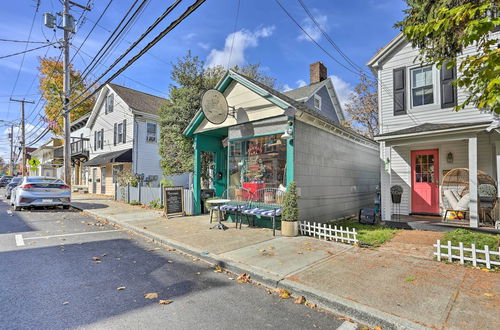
[207,199,231,230]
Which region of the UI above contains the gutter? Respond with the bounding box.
[374,123,492,142]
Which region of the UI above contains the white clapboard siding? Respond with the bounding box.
[299,221,358,244]
[434,239,500,269]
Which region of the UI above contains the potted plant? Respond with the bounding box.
[281,182,299,237]
[390,185,403,204]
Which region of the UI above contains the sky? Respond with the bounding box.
[0,0,407,161]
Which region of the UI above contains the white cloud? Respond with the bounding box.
[183,32,197,40]
[206,26,275,68]
[197,42,210,50]
[0,124,51,161]
[297,12,328,42]
[296,79,307,88]
[330,75,353,108]
[282,84,292,92]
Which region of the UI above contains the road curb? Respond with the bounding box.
[72,204,431,330]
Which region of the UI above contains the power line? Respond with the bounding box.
[226,0,241,69]
[0,38,50,44]
[0,43,54,60]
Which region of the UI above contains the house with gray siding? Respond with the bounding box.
[368,31,500,228]
[184,62,379,223]
[84,83,166,196]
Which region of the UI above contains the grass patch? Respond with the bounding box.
[404,276,415,282]
[328,221,399,247]
[442,229,499,250]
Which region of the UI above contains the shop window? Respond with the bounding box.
[228,134,287,193]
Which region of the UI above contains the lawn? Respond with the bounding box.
[328,221,399,247]
[442,229,499,250]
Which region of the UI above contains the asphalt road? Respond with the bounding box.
[0,190,360,330]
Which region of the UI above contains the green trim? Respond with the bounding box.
[183,70,293,138]
[228,131,285,142]
[193,135,202,215]
[286,117,294,187]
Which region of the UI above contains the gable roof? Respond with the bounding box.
[283,80,328,100]
[108,83,167,115]
[366,32,406,73]
[184,70,373,145]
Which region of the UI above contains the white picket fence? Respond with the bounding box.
[299,221,358,244]
[434,239,500,269]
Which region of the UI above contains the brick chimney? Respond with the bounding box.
[310,62,327,84]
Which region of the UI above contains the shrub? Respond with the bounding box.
[149,198,163,209]
[129,200,141,206]
[282,182,299,221]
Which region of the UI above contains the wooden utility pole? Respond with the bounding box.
[10,98,34,176]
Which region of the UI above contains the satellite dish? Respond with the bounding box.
[201,89,229,125]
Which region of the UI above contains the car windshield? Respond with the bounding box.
[26,177,64,184]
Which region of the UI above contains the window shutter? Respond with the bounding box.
[101,129,104,149]
[393,67,406,115]
[440,63,457,108]
[123,119,126,144]
[113,123,117,146]
[94,131,97,151]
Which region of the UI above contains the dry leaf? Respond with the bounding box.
[297,251,303,254]
[237,273,251,283]
[117,286,126,290]
[481,268,490,272]
[484,293,493,297]
[267,246,275,250]
[294,296,306,304]
[259,249,266,253]
[159,299,173,305]
[228,277,234,280]
[144,292,158,299]
[62,301,69,305]
[214,265,222,273]
[147,248,159,252]
[373,326,382,330]
[306,302,317,309]
[91,256,101,262]
[196,272,201,275]
[276,288,291,299]
[167,260,174,264]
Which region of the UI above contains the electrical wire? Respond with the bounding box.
[0,38,50,44]
[226,0,241,70]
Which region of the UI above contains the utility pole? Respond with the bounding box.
[10,99,34,176]
[9,125,14,175]
[44,1,89,185]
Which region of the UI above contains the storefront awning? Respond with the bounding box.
[84,148,132,166]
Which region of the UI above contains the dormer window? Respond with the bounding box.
[411,66,433,107]
[314,94,322,110]
[105,94,114,114]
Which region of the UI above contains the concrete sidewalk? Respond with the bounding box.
[72,194,499,330]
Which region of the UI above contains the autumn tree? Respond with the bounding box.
[342,74,378,138]
[396,0,500,113]
[38,57,95,135]
[159,51,277,176]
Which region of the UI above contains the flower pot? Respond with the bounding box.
[391,194,402,204]
[281,220,298,237]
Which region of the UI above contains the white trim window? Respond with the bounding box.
[105,94,114,114]
[411,66,433,107]
[146,122,157,142]
[117,122,124,143]
[313,94,322,110]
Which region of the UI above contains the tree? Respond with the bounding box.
[342,74,378,138]
[159,51,277,176]
[38,57,95,135]
[396,0,500,113]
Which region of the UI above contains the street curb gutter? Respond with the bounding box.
[72,204,430,330]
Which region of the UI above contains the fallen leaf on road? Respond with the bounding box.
[276,289,291,299]
[266,289,273,294]
[306,302,317,309]
[147,248,159,252]
[192,258,199,262]
[144,292,158,299]
[267,246,275,250]
[91,256,101,262]
[159,300,173,305]
[297,251,303,254]
[481,268,490,272]
[167,248,176,251]
[116,286,126,290]
[259,249,266,253]
[62,302,69,305]
[484,293,493,297]
[373,326,382,330]
[294,296,306,304]
[214,265,222,273]
[167,260,173,264]
[228,277,234,280]
[195,272,201,275]
[237,273,251,283]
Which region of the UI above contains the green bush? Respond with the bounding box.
[148,198,163,209]
[282,182,298,221]
[129,200,141,206]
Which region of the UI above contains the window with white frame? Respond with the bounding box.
[313,94,322,110]
[146,123,157,142]
[411,66,434,107]
[117,123,124,143]
[105,94,114,114]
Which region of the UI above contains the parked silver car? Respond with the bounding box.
[11,176,71,211]
[5,176,22,199]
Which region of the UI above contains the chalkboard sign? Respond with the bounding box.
[164,186,184,218]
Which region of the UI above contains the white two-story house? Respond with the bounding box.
[84,83,166,196]
[368,32,499,228]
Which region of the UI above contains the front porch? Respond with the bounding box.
[387,214,500,234]
[376,122,500,228]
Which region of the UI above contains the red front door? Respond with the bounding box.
[411,149,439,214]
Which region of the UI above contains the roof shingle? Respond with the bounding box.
[108,83,167,115]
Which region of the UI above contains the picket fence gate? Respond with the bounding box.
[434,239,500,269]
[299,221,358,244]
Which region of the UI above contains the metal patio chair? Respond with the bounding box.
[242,188,285,236]
[210,187,252,228]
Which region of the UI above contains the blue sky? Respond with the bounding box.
[0,0,406,159]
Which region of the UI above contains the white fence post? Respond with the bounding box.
[471,243,477,267]
[484,245,491,269]
[436,240,441,261]
[459,242,464,265]
[447,241,452,262]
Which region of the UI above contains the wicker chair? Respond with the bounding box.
[441,168,497,223]
[242,188,285,236]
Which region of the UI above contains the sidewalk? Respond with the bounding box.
[72,194,499,330]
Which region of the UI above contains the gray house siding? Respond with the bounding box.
[294,120,380,221]
[304,86,339,123]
